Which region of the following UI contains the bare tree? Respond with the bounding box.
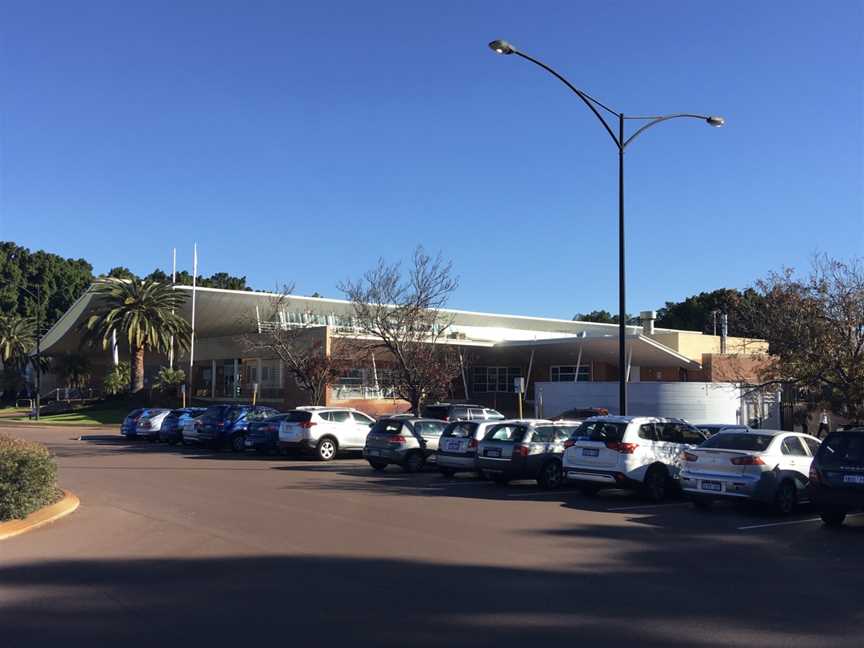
[238,288,349,406]
[339,247,463,415]
[739,255,864,422]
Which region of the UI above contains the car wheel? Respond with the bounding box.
[820,510,847,527]
[402,452,424,473]
[538,460,563,490]
[368,460,388,471]
[691,496,713,511]
[230,434,246,453]
[315,437,338,462]
[439,467,456,477]
[642,466,668,502]
[774,479,797,515]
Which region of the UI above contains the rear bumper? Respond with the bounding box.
[437,453,477,470]
[679,471,779,503]
[279,439,317,450]
[363,447,407,463]
[564,467,629,486]
[809,485,864,512]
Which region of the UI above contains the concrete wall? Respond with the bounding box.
[535,381,743,424]
[650,331,769,361]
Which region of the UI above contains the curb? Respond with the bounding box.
[0,490,80,541]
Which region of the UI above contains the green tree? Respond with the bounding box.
[105,266,138,280]
[51,352,92,389]
[103,362,130,396]
[154,366,186,392]
[654,288,764,337]
[0,314,36,369]
[82,279,192,393]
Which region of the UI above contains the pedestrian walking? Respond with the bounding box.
[818,410,830,439]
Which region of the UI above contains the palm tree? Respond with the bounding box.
[83,278,191,393]
[52,352,92,390]
[0,314,36,368]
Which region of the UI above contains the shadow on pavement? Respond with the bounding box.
[1,552,860,648]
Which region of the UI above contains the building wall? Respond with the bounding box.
[649,331,769,361]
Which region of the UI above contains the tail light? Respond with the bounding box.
[731,455,765,466]
[683,451,699,462]
[299,421,317,429]
[387,435,407,445]
[606,442,638,454]
[216,421,225,429]
[467,438,478,449]
[513,444,529,458]
[809,466,820,484]
[563,439,576,449]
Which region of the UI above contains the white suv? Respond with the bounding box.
[562,416,708,501]
[278,407,377,461]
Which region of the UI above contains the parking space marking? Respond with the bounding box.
[738,513,864,531]
[605,502,692,512]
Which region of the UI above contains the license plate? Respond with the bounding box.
[843,474,864,484]
[701,480,722,492]
[582,448,599,457]
[486,448,501,458]
[368,449,380,456]
[446,440,461,452]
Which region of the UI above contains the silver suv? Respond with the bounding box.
[278,407,377,461]
[363,417,447,473]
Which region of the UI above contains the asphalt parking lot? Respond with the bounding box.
[2,424,863,647]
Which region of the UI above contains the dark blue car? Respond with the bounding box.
[120,408,147,437]
[159,408,207,445]
[245,413,294,454]
[195,404,280,452]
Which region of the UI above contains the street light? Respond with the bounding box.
[489,39,723,415]
[20,286,43,421]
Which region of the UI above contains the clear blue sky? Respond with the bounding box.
[2,1,862,319]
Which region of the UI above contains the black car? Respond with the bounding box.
[421,402,505,422]
[475,419,582,489]
[808,430,864,526]
[195,404,281,452]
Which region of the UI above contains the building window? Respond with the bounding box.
[472,367,521,393]
[550,365,591,382]
[333,368,396,400]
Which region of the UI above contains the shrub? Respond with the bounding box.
[104,361,130,396]
[0,434,60,521]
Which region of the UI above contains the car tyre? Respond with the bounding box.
[402,452,424,473]
[315,437,338,462]
[538,460,563,490]
[774,479,797,515]
[230,434,246,453]
[642,465,669,502]
[368,460,388,471]
[820,510,847,527]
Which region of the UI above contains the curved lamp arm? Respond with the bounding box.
[506,48,622,149]
[623,114,724,149]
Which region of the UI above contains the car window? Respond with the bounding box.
[415,421,445,436]
[468,407,485,419]
[421,406,448,420]
[819,433,864,466]
[656,423,683,444]
[370,420,404,435]
[781,436,808,457]
[486,424,527,443]
[449,406,469,420]
[532,427,556,443]
[285,411,312,423]
[484,409,504,420]
[351,412,375,425]
[803,437,821,456]
[326,411,352,423]
[681,425,706,445]
[701,433,774,451]
[638,424,656,441]
[574,421,627,443]
[443,421,478,438]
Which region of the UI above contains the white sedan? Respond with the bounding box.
[679,429,822,514]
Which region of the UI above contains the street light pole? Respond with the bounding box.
[488,39,724,416]
[21,285,42,420]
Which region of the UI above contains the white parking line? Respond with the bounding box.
[605,502,692,512]
[738,513,864,531]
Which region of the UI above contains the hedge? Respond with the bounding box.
[0,434,60,521]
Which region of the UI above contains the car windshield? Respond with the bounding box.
[285,411,312,423]
[421,406,448,419]
[484,424,527,442]
[819,433,864,467]
[443,421,478,438]
[202,405,231,420]
[573,421,627,443]
[700,432,774,451]
[371,420,404,435]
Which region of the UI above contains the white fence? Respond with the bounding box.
[535,381,780,426]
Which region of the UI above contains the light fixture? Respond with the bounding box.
[488,40,514,55]
[706,116,725,127]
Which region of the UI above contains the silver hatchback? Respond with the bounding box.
[363,417,446,473]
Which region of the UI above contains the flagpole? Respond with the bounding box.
[189,243,197,399]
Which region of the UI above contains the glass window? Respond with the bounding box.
[443,421,478,438]
[574,421,627,443]
[370,420,403,435]
[818,433,864,466]
[656,423,682,443]
[701,433,774,451]
[351,412,375,425]
[532,427,556,443]
[285,411,312,423]
[472,367,521,393]
[327,410,352,423]
[550,365,591,382]
[781,436,808,456]
[803,437,821,456]
[485,424,527,443]
[468,407,485,419]
[681,425,707,445]
[450,406,469,420]
[415,421,445,436]
[638,424,656,441]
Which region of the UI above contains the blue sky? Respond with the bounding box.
[1,1,862,319]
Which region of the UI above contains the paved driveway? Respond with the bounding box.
[1,424,862,647]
